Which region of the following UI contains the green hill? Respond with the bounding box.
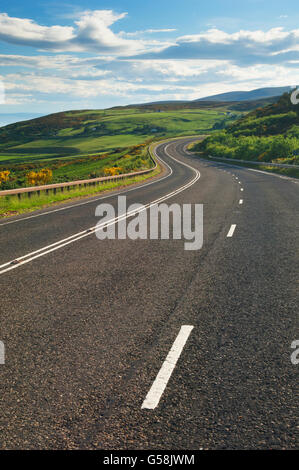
[194,91,299,166]
[0,93,292,190]
[0,103,240,189]
[0,105,238,163]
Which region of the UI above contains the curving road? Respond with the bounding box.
[0,137,298,449]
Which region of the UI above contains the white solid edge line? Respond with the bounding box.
[207,157,298,184]
[227,224,236,237]
[141,325,194,410]
[0,147,173,268]
[239,199,243,204]
[248,167,298,183]
[0,146,200,274]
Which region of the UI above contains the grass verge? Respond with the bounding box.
[0,165,161,218]
[0,134,204,218]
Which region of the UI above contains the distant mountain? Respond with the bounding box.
[195,86,293,102]
[116,96,279,113]
[119,87,292,111]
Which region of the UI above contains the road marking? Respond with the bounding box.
[207,158,298,185]
[248,167,299,184]
[239,199,243,204]
[141,325,194,410]
[227,224,236,237]
[0,147,200,275]
[240,188,244,191]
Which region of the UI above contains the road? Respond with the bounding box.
[0,137,298,449]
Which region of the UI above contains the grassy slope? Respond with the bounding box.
[193,92,299,166]
[0,104,243,188]
[0,96,280,189]
[0,107,231,157]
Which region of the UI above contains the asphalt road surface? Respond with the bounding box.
[0,137,298,449]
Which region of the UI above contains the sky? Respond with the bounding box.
[0,0,298,115]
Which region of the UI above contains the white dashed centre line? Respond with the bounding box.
[239,199,243,204]
[240,188,244,191]
[141,325,194,410]
[227,224,236,237]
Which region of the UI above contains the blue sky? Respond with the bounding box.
[0,0,298,114]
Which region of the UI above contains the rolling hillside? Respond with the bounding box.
[194,91,299,168]
[0,89,294,190]
[0,104,237,189]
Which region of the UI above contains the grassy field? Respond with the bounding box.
[0,105,241,189]
[0,108,232,158]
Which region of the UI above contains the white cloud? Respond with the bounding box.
[0,10,298,110]
[178,27,291,44]
[4,93,36,105]
[72,10,135,53]
[3,57,298,106]
[0,54,117,82]
[0,10,149,54]
[3,70,207,102]
[120,28,177,37]
[138,27,299,65]
[1,52,298,108]
[0,12,74,47]
[1,10,298,67]
[128,59,227,79]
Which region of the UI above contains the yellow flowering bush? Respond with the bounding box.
[0,170,10,185]
[26,168,53,186]
[104,167,123,176]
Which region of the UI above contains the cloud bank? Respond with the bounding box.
[0,11,298,64]
[0,9,298,110]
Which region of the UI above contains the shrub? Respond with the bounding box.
[0,170,10,185]
[104,167,123,176]
[26,168,53,186]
